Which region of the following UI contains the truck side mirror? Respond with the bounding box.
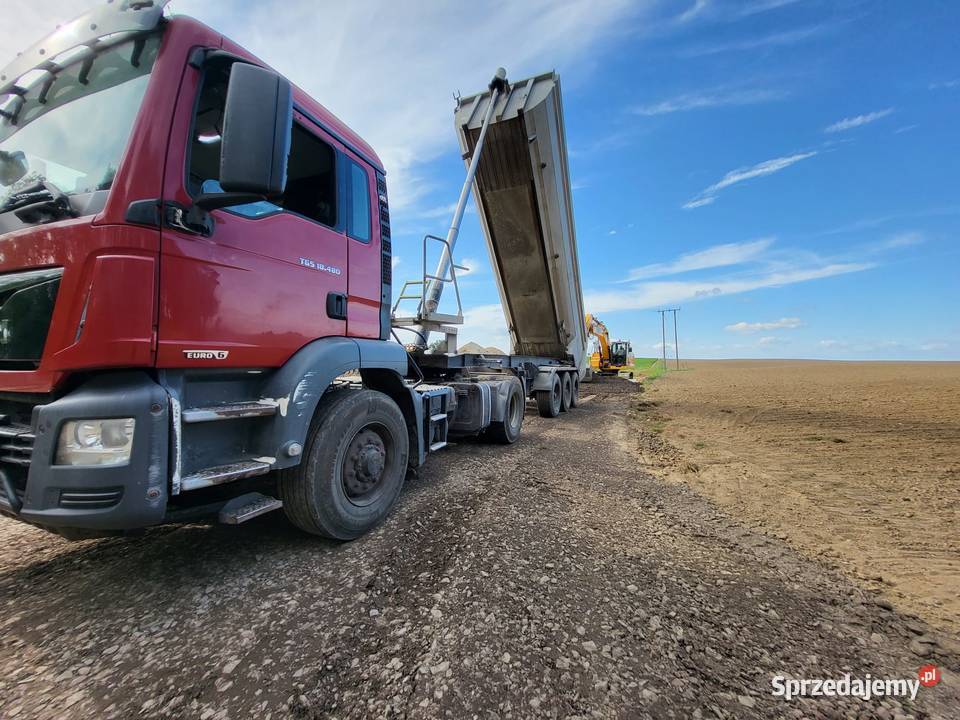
[195,62,292,210]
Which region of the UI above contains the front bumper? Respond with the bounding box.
[0,371,169,531]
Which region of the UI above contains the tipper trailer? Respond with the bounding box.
[0,0,586,540]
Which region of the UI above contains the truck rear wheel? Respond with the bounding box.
[560,373,572,412]
[536,374,562,418]
[484,378,525,444]
[280,388,409,540]
[569,374,580,408]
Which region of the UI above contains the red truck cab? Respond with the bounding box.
[0,0,450,538]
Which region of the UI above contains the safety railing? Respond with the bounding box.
[391,234,467,326]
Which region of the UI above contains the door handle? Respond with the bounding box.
[326,292,348,320]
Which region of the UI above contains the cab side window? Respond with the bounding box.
[284,125,336,227]
[348,160,371,242]
[188,63,337,227]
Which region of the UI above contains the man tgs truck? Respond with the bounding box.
[0,0,587,540]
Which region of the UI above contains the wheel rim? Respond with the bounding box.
[341,424,393,507]
[552,379,561,408]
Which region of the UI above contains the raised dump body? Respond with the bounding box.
[454,71,587,372]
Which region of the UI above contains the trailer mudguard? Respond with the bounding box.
[260,337,409,469]
[531,366,563,393]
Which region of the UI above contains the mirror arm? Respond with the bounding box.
[193,191,267,211]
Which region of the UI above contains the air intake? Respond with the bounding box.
[0,267,63,369]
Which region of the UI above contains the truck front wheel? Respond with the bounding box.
[280,389,409,540]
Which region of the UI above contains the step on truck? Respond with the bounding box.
[0,0,586,540]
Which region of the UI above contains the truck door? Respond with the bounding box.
[157,60,349,368]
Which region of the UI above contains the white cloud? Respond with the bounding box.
[633,87,786,116]
[458,303,510,351]
[682,196,717,209]
[881,231,924,249]
[681,25,827,57]
[675,0,711,24]
[734,0,803,17]
[620,238,774,282]
[391,255,402,269]
[684,152,817,209]
[757,336,783,346]
[928,79,959,90]
[587,261,873,313]
[824,108,894,133]
[457,257,483,277]
[156,0,641,213]
[670,0,803,25]
[0,0,89,61]
[818,339,848,348]
[816,206,960,236]
[415,203,459,220]
[725,317,803,333]
[920,342,948,351]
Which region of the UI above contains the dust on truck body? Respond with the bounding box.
[0,0,587,540]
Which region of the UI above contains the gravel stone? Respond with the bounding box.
[0,376,957,719]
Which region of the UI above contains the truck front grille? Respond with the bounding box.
[0,422,33,467]
[0,419,32,509]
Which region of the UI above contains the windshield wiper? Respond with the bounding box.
[1,178,75,224]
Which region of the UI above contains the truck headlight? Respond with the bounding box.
[55,418,136,466]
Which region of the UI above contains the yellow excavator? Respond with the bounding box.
[585,313,636,378]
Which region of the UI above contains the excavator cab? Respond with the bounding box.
[610,341,631,368]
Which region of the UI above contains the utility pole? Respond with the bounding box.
[670,308,681,370]
[657,308,680,372]
[657,310,667,371]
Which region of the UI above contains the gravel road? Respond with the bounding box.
[1,377,957,719]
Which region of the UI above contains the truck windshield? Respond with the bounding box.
[0,33,160,216]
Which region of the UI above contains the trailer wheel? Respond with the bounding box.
[559,372,572,412]
[280,388,409,540]
[484,378,525,444]
[569,374,580,408]
[536,374,562,418]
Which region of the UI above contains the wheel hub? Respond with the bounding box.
[343,429,387,499]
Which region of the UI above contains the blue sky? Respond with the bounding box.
[6,0,958,359]
[405,0,960,360]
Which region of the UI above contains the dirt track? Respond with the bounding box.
[639,361,960,633]
[1,376,958,719]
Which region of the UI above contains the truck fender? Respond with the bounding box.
[530,366,563,393]
[260,338,409,469]
[489,376,523,423]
